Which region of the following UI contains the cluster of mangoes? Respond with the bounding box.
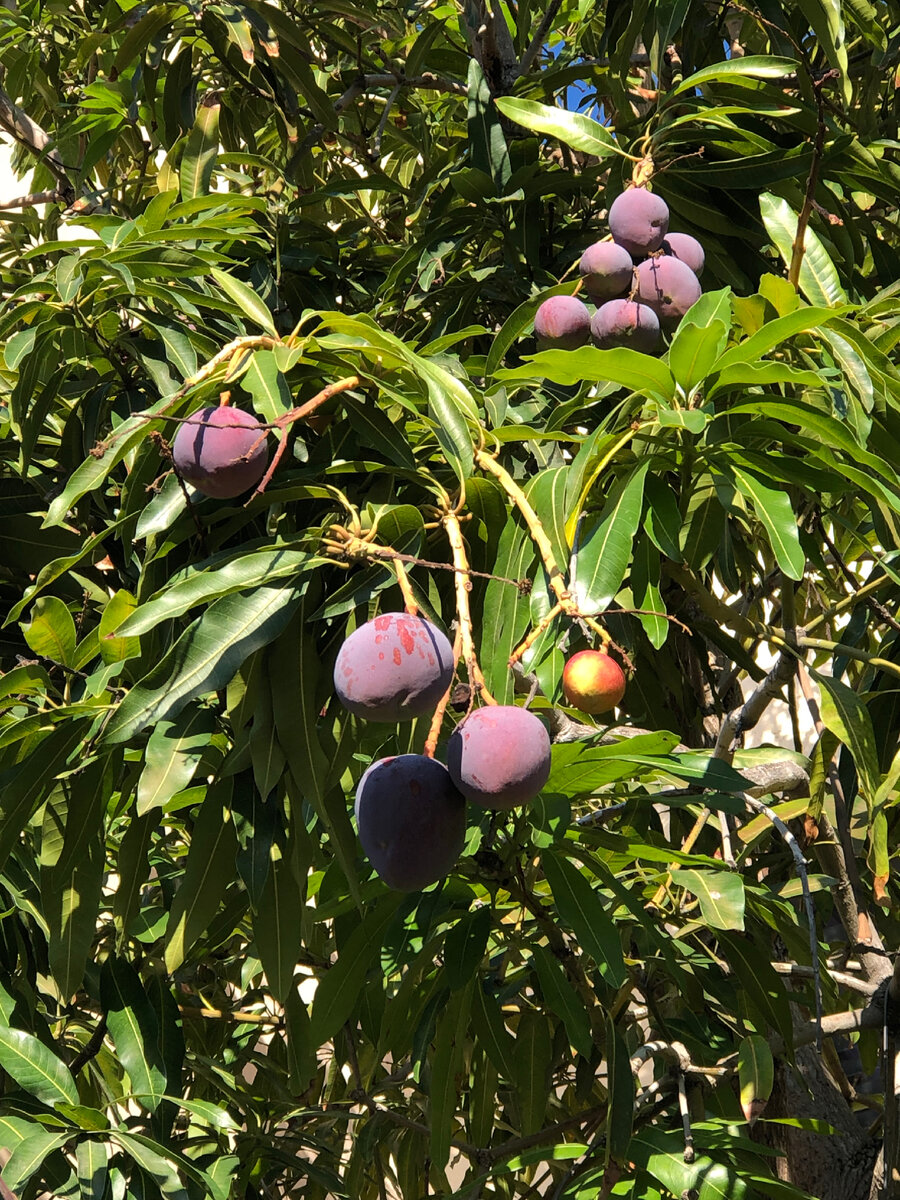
[331,613,627,891]
[533,186,704,355]
[332,613,552,890]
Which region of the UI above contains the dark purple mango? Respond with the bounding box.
[171,406,268,498]
[355,754,466,890]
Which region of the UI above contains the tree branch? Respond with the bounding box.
[0,87,73,196]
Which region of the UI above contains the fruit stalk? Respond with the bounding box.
[443,508,496,705]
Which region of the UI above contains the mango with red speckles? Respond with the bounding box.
[355,754,466,890]
[171,405,268,498]
[447,705,551,810]
[333,613,454,722]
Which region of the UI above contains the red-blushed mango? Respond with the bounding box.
[662,231,705,277]
[635,256,702,329]
[447,705,551,810]
[333,613,454,722]
[562,650,626,714]
[608,188,669,257]
[171,406,268,498]
[591,299,660,353]
[355,754,466,890]
[533,296,591,351]
[578,242,634,302]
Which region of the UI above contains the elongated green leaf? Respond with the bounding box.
[137,707,216,816]
[77,1137,108,1200]
[0,1027,78,1106]
[541,851,625,986]
[494,97,629,159]
[109,1132,190,1200]
[667,54,799,97]
[164,781,238,972]
[729,466,804,580]
[101,957,167,1110]
[444,906,492,990]
[531,945,593,1058]
[22,594,76,666]
[631,532,668,648]
[2,1128,70,1191]
[605,1016,634,1164]
[795,0,850,103]
[712,305,845,372]
[45,818,105,1001]
[760,192,847,307]
[629,1128,748,1200]
[253,848,303,1002]
[308,894,403,1047]
[243,349,292,423]
[118,549,320,637]
[668,317,729,395]
[0,721,88,873]
[525,467,570,572]
[572,461,649,612]
[209,266,277,334]
[672,868,745,930]
[811,668,880,804]
[738,1033,774,1122]
[105,584,302,743]
[430,979,473,1167]
[467,59,510,191]
[513,1010,551,1135]
[471,983,517,1079]
[500,346,675,401]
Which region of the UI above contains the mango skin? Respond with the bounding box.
[355,754,466,891]
[171,406,268,498]
[447,705,551,810]
[562,651,626,715]
[334,614,454,722]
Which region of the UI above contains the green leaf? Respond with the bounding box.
[604,1016,634,1164]
[531,945,593,1058]
[525,467,570,574]
[541,850,625,987]
[467,59,510,191]
[444,906,492,990]
[500,346,675,401]
[0,1027,78,1107]
[164,781,238,972]
[712,305,845,372]
[105,584,302,743]
[631,533,668,648]
[513,1009,552,1135]
[429,979,473,1167]
[728,466,804,580]
[629,1128,748,1200]
[668,317,729,395]
[22,595,76,667]
[109,1132,190,1200]
[117,549,320,637]
[672,868,745,930]
[253,847,303,1002]
[181,100,220,200]
[471,983,517,1080]
[101,957,167,1111]
[572,460,649,612]
[494,97,630,159]
[811,668,880,805]
[98,589,141,664]
[308,894,403,1047]
[136,707,217,816]
[759,192,847,307]
[667,54,799,97]
[2,1128,71,1192]
[738,1033,774,1122]
[210,266,277,334]
[243,350,293,423]
[76,1138,108,1200]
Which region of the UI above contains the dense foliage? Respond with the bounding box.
[2,0,900,1197]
